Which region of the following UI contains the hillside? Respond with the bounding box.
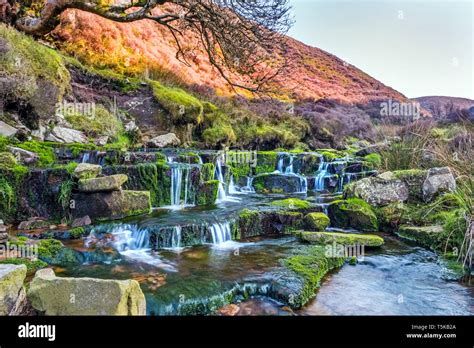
[53,9,406,103]
[413,96,474,118]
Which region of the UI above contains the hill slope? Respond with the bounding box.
[54,10,406,103]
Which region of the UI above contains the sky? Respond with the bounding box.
[288,0,473,99]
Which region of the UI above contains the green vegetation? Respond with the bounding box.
[300,231,384,247]
[69,227,86,239]
[303,212,330,231]
[255,151,278,175]
[281,245,345,308]
[363,153,382,169]
[0,23,70,102]
[271,198,310,209]
[200,163,215,182]
[150,81,204,124]
[16,141,55,167]
[0,258,48,274]
[196,180,219,206]
[328,198,378,232]
[58,179,74,215]
[63,105,122,139]
[37,239,64,260]
[238,209,262,238]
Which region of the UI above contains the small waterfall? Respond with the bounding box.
[215,158,227,201]
[110,224,150,251]
[209,222,232,245]
[170,165,194,208]
[277,153,295,174]
[170,226,182,249]
[81,152,90,163]
[229,176,239,195]
[315,161,330,191]
[241,177,255,193]
[277,156,284,173]
[285,155,295,174]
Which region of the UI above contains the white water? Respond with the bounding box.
[215,158,227,201]
[170,165,194,209]
[315,161,330,191]
[285,155,295,174]
[209,222,232,244]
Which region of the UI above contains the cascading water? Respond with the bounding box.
[209,222,232,245]
[170,164,194,208]
[170,226,182,249]
[285,155,295,174]
[110,224,150,251]
[215,158,227,201]
[315,161,330,191]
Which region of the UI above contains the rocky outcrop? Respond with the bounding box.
[18,217,50,230]
[252,173,306,194]
[328,198,378,232]
[7,146,39,165]
[0,219,8,244]
[73,163,102,180]
[27,268,146,315]
[45,126,88,144]
[147,133,181,148]
[71,190,151,221]
[77,174,128,192]
[0,264,27,315]
[0,120,18,137]
[422,167,456,202]
[344,172,409,207]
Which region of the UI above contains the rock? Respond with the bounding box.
[217,304,240,316]
[71,190,151,221]
[0,120,18,137]
[422,167,456,202]
[71,216,91,228]
[397,225,444,248]
[328,198,378,232]
[94,136,109,146]
[18,218,50,230]
[345,174,409,207]
[355,142,389,156]
[147,133,181,148]
[0,232,8,244]
[196,180,219,206]
[299,231,384,247]
[73,163,102,180]
[45,126,88,144]
[7,146,39,165]
[303,212,330,231]
[31,124,47,141]
[0,264,27,315]
[27,268,146,315]
[78,174,128,193]
[252,173,307,194]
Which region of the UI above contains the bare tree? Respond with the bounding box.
[0,0,293,92]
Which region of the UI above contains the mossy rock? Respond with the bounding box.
[299,231,384,247]
[200,163,215,182]
[73,163,102,180]
[238,209,262,238]
[0,152,17,171]
[392,169,427,202]
[0,258,47,275]
[255,151,278,175]
[328,198,378,232]
[396,224,443,249]
[78,174,128,192]
[363,153,381,169]
[196,180,219,206]
[277,245,345,309]
[375,202,409,231]
[303,212,330,231]
[271,198,310,210]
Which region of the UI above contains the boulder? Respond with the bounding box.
[328,198,378,232]
[71,215,91,228]
[147,133,181,148]
[303,212,330,231]
[18,218,50,230]
[252,173,307,194]
[0,264,27,315]
[422,167,456,202]
[299,231,384,247]
[27,268,146,315]
[397,225,443,248]
[7,146,39,165]
[0,120,18,137]
[94,136,109,147]
[71,190,151,221]
[45,126,88,144]
[345,174,409,207]
[0,232,8,244]
[78,174,128,193]
[73,163,102,180]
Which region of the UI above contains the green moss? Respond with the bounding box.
[200,163,215,182]
[0,152,17,170]
[304,212,330,231]
[300,231,384,247]
[16,141,55,167]
[363,153,382,169]
[155,152,167,165]
[396,225,443,249]
[150,80,203,124]
[328,198,378,232]
[0,23,70,102]
[0,136,9,152]
[318,150,343,161]
[255,151,278,175]
[196,180,219,206]
[0,176,15,218]
[58,179,73,216]
[104,134,131,151]
[238,209,262,238]
[37,239,64,260]
[271,198,310,209]
[177,152,201,164]
[281,245,345,308]
[69,227,86,239]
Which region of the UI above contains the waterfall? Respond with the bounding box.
[170,165,194,208]
[229,176,239,195]
[209,222,232,245]
[81,152,90,163]
[110,224,150,251]
[285,155,295,174]
[277,156,284,173]
[215,158,227,201]
[315,161,330,191]
[241,176,255,193]
[170,226,182,249]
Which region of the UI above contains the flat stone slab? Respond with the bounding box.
[73,163,102,180]
[78,174,128,192]
[0,264,27,315]
[28,268,146,315]
[299,231,384,247]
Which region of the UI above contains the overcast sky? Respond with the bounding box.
[288,0,473,99]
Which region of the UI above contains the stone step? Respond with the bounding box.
[78,174,128,193]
